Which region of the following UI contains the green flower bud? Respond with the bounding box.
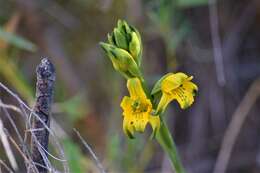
[106,20,142,66]
[107,33,116,46]
[100,42,142,79]
[129,32,141,65]
[113,28,128,50]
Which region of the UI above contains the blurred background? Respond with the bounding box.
[0,0,260,172]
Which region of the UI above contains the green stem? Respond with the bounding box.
[156,121,186,173]
[140,75,185,173]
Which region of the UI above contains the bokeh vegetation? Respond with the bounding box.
[0,0,260,173]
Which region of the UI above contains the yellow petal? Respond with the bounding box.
[171,81,198,109]
[161,73,188,93]
[120,96,132,113]
[149,115,160,137]
[156,93,173,114]
[122,112,149,138]
[158,73,198,111]
[127,78,146,99]
[134,113,149,132]
[123,113,135,138]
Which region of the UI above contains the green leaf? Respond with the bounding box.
[0,26,37,52]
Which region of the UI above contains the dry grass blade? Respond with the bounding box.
[0,80,69,172]
[0,118,18,171]
[0,159,14,173]
[73,128,106,173]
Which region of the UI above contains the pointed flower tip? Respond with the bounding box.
[99,43,108,52]
[117,19,126,25]
[100,42,112,51]
[107,33,111,39]
[180,102,190,110]
[125,129,135,139]
[122,19,128,26]
[99,42,106,47]
[117,19,123,26]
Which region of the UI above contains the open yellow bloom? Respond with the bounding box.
[156,72,198,114]
[120,78,160,138]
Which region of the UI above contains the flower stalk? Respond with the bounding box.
[156,121,186,173]
[141,79,186,173]
[100,20,198,173]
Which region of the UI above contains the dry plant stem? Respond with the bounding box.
[0,118,18,171]
[0,99,39,172]
[6,131,39,173]
[208,0,226,86]
[73,129,106,173]
[0,159,14,173]
[29,58,55,173]
[213,79,260,173]
[0,82,68,172]
[0,102,22,113]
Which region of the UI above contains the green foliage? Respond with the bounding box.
[0,26,37,52]
[63,139,84,173]
[147,0,191,54]
[58,95,86,123]
[0,53,34,102]
[177,0,208,8]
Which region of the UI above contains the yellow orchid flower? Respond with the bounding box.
[155,72,198,114]
[120,78,160,138]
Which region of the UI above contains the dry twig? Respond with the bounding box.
[213,79,260,173]
[29,58,55,173]
[73,128,106,173]
[208,0,226,86]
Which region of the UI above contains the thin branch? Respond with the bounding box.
[0,102,21,113]
[213,79,260,173]
[208,0,226,86]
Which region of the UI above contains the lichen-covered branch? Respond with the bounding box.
[29,58,55,173]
